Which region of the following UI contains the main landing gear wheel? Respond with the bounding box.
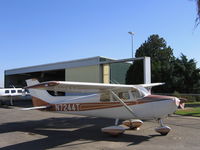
[101,126,126,136]
[155,119,171,136]
[101,118,126,136]
[122,119,143,130]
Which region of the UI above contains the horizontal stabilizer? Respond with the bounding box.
[20,105,50,111]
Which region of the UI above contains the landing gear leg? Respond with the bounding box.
[10,96,13,106]
[159,119,164,127]
[155,119,171,136]
[115,118,119,126]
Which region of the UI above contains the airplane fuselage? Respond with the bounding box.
[33,94,179,120]
[0,88,24,97]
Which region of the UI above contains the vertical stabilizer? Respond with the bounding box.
[26,79,54,105]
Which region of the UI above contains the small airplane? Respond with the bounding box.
[0,88,27,105]
[23,78,185,136]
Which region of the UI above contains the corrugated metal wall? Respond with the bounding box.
[65,65,100,83]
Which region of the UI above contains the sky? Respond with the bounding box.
[0,0,199,87]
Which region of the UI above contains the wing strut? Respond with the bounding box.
[110,91,138,118]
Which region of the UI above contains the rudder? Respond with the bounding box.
[26,79,55,106]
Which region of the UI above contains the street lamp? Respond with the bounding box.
[128,31,134,58]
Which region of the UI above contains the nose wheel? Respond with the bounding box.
[155,119,171,136]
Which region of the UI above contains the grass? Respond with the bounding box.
[186,102,200,105]
[175,107,200,117]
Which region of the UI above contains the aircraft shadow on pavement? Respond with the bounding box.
[0,117,159,150]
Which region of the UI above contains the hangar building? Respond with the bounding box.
[4,56,135,88]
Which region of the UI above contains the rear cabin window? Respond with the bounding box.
[100,92,110,102]
[11,90,16,93]
[118,92,130,100]
[5,90,10,94]
[17,90,22,93]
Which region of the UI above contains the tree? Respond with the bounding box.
[126,34,174,92]
[171,54,200,93]
[126,34,200,94]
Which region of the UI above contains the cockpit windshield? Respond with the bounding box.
[131,86,150,100]
[136,86,150,97]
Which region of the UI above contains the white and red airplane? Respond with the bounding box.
[23,78,185,136]
[0,88,27,105]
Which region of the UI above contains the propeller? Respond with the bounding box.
[179,98,187,109]
[174,97,187,109]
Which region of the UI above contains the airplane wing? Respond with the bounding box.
[25,80,139,93]
[25,79,164,95]
[138,83,165,88]
[138,83,165,93]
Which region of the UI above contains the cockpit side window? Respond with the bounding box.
[100,91,130,102]
[5,90,9,94]
[118,92,130,101]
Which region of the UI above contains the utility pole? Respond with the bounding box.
[128,31,134,58]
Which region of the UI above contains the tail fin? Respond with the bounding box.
[26,79,54,106]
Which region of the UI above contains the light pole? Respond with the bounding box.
[128,31,134,58]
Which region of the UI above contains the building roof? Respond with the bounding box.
[5,56,114,75]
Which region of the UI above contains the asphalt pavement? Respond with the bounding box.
[0,103,200,150]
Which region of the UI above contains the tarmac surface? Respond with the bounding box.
[0,102,200,150]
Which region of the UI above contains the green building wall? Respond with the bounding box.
[110,63,131,84]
